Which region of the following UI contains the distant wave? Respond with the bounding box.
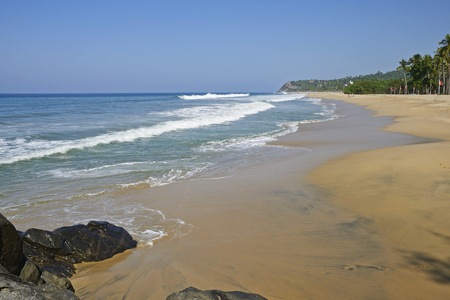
[264,94,306,102]
[178,93,250,100]
[1,101,274,165]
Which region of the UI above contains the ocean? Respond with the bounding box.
[0,92,337,246]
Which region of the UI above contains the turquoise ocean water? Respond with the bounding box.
[0,93,337,245]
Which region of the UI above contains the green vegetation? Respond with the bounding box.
[279,70,404,93]
[348,34,450,95]
[279,34,450,95]
[344,79,404,94]
[398,35,450,95]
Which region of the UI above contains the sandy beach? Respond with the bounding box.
[309,93,450,299]
[71,93,450,299]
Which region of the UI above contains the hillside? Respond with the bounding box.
[278,70,404,93]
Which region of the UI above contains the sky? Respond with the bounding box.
[1,0,449,93]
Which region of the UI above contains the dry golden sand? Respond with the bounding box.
[309,93,450,299]
[71,93,450,300]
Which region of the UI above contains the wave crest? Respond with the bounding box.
[1,101,274,165]
[178,93,250,100]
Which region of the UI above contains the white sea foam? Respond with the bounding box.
[48,161,153,179]
[0,101,274,165]
[264,94,306,102]
[196,97,338,154]
[199,134,275,152]
[198,122,300,152]
[303,97,323,104]
[315,101,338,119]
[159,105,224,118]
[118,163,211,189]
[3,193,193,247]
[178,93,250,100]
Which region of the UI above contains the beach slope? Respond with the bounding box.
[309,93,450,299]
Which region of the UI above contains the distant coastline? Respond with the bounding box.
[281,34,449,95]
[278,70,403,93]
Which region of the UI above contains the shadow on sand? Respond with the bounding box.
[403,231,450,284]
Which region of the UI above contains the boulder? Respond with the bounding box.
[37,283,79,300]
[0,213,26,276]
[19,260,43,285]
[21,229,69,256]
[21,220,137,278]
[0,264,79,300]
[1,215,136,299]
[0,273,45,300]
[40,270,74,292]
[54,220,137,262]
[166,287,268,300]
[21,240,77,278]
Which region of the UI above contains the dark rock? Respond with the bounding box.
[1,215,136,299]
[21,229,70,256]
[37,283,79,300]
[54,220,137,262]
[0,274,45,300]
[166,287,268,300]
[0,265,79,300]
[37,259,75,279]
[21,220,137,279]
[22,243,55,263]
[19,260,43,285]
[22,239,76,278]
[0,264,11,275]
[40,269,74,292]
[0,213,26,276]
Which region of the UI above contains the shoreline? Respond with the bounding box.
[72,94,450,299]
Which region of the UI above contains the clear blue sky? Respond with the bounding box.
[1,0,449,93]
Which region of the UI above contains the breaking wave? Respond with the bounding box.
[178,93,250,100]
[1,101,274,165]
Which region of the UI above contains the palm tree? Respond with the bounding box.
[438,34,450,94]
[434,53,445,95]
[423,55,434,94]
[397,59,409,94]
[408,54,424,94]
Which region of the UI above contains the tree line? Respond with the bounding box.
[343,78,404,95]
[279,70,404,93]
[345,34,450,95]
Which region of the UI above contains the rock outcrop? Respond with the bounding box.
[278,81,297,93]
[166,286,268,300]
[0,213,137,300]
[54,221,138,262]
[0,263,79,300]
[0,214,26,276]
[21,221,138,278]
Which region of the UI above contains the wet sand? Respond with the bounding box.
[72,94,450,299]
